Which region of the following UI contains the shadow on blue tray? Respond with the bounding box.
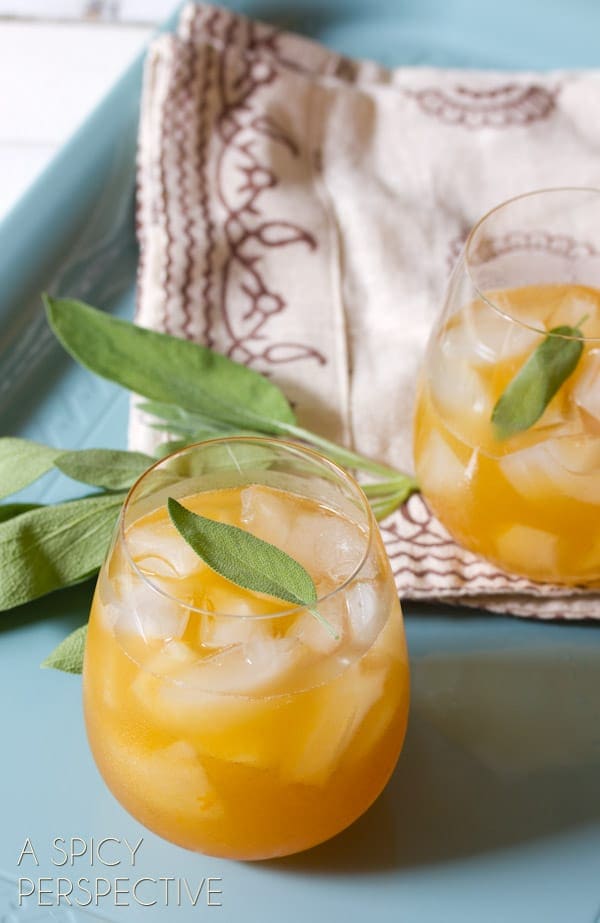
[263,603,600,873]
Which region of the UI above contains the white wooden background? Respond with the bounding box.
[0,1,180,221]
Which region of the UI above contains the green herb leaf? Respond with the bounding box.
[137,401,229,432]
[0,502,42,523]
[44,296,296,432]
[55,448,153,490]
[0,493,125,610]
[168,497,336,637]
[42,624,87,674]
[44,296,419,530]
[491,324,585,440]
[0,437,62,500]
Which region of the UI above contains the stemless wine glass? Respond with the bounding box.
[414,187,600,584]
[83,437,409,860]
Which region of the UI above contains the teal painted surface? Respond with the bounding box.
[1,2,600,921]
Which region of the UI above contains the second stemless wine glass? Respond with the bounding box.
[414,188,600,584]
[83,437,409,859]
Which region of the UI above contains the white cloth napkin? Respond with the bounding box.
[130,1,600,619]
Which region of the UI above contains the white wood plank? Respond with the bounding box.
[0,21,152,145]
[0,2,86,18]
[119,0,178,23]
[0,19,153,221]
[0,0,177,23]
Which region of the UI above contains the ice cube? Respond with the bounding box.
[500,437,600,504]
[442,301,540,366]
[417,431,467,497]
[125,518,201,578]
[198,604,270,649]
[547,291,597,331]
[111,572,190,642]
[132,642,199,721]
[134,741,222,819]
[240,485,295,548]
[496,524,558,575]
[292,510,368,583]
[153,681,278,767]
[430,352,492,420]
[349,662,408,765]
[573,348,600,429]
[242,485,368,583]
[144,640,198,676]
[281,664,385,785]
[345,580,382,648]
[293,605,343,656]
[547,434,600,475]
[176,636,302,695]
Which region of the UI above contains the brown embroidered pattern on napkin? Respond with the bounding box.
[131,2,600,619]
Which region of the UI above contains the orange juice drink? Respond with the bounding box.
[414,283,600,584]
[83,440,409,860]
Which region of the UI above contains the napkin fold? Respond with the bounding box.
[131,2,600,619]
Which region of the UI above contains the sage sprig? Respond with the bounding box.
[4,294,418,671]
[45,296,417,496]
[168,498,337,638]
[45,295,295,434]
[491,322,586,439]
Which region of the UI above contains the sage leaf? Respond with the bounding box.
[168,498,337,637]
[0,502,42,523]
[491,324,585,440]
[0,437,61,500]
[45,296,296,433]
[55,449,153,490]
[42,624,87,674]
[0,493,125,610]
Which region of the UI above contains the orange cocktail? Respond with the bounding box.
[414,189,600,583]
[415,283,600,582]
[83,438,409,859]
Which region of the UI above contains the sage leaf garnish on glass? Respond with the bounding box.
[491,322,586,440]
[168,498,338,638]
[42,624,87,674]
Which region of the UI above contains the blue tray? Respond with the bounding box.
[1,3,600,921]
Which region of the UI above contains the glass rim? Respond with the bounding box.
[464,186,600,343]
[119,435,375,619]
